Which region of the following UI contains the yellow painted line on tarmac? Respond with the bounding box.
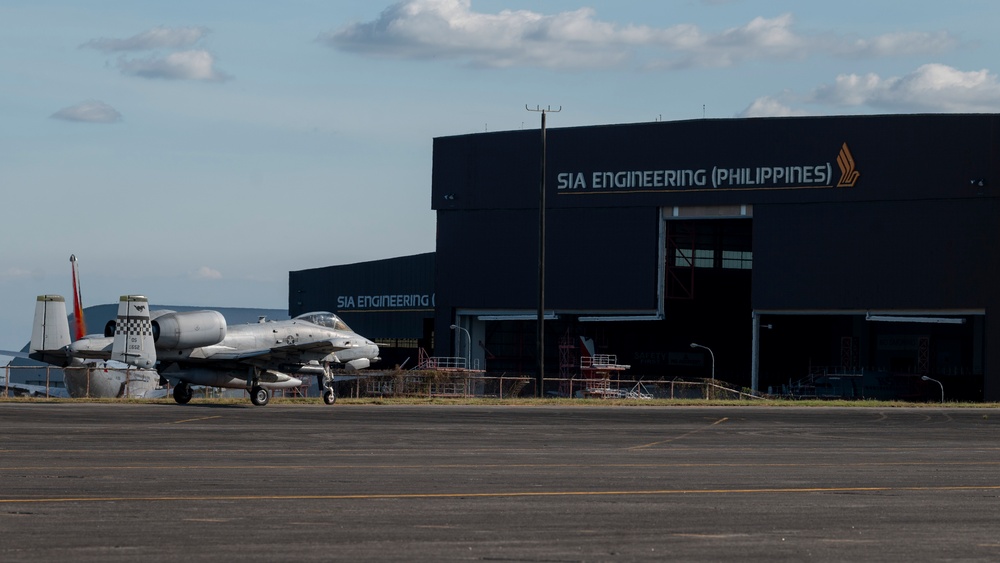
[629,417,729,450]
[169,415,222,424]
[3,484,1000,504]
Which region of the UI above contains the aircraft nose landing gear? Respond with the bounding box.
[319,363,337,406]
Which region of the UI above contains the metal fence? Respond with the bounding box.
[347,372,762,401]
[3,364,762,401]
[1,365,162,398]
[2,365,66,397]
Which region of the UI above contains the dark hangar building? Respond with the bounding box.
[289,114,999,401]
[428,114,999,401]
[289,253,436,370]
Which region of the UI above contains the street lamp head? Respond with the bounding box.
[921,376,930,381]
[690,343,699,348]
[450,324,458,329]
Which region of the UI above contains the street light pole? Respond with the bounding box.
[450,324,471,369]
[690,343,715,381]
[921,375,944,403]
[527,104,560,398]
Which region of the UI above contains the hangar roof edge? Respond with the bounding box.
[433,112,1000,141]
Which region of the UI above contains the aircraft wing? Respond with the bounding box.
[200,349,272,361]
[0,349,30,360]
[270,340,344,355]
[200,340,345,362]
[1,348,73,368]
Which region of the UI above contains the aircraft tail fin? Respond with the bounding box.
[69,254,87,340]
[29,295,72,366]
[110,295,156,369]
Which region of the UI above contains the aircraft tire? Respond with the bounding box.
[173,383,192,405]
[323,389,337,405]
[250,386,269,406]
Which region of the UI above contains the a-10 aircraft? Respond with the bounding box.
[28,294,380,406]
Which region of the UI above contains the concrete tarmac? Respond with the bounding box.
[2,403,1000,562]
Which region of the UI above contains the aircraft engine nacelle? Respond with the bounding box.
[345,358,371,371]
[151,311,227,350]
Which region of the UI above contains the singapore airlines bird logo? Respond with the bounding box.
[836,142,860,187]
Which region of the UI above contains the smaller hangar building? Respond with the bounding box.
[289,253,435,369]
[430,114,999,401]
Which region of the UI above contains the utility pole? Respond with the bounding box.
[526,105,560,398]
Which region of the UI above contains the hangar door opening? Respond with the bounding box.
[659,206,753,386]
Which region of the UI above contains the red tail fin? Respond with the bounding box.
[70,254,87,340]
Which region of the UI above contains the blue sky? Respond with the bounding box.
[3,0,1000,356]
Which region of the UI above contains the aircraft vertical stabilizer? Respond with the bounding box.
[29,295,72,365]
[110,295,156,369]
[69,254,87,340]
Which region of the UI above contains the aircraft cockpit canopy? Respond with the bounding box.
[295,311,352,332]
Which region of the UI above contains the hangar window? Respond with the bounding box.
[722,250,753,269]
[376,338,418,348]
[675,248,715,268]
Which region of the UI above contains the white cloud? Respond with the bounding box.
[740,63,1000,116]
[82,26,230,81]
[117,50,230,81]
[50,100,122,123]
[0,267,38,280]
[813,64,1000,112]
[843,31,958,59]
[81,26,210,52]
[190,266,223,280]
[321,1,957,70]
[323,1,631,68]
[739,96,807,118]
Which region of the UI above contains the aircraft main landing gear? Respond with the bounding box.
[173,382,192,405]
[323,389,337,405]
[250,385,270,406]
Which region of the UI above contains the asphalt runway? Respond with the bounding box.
[2,403,1000,562]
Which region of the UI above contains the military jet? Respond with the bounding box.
[28,294,380,406]
[148,305,380,406]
